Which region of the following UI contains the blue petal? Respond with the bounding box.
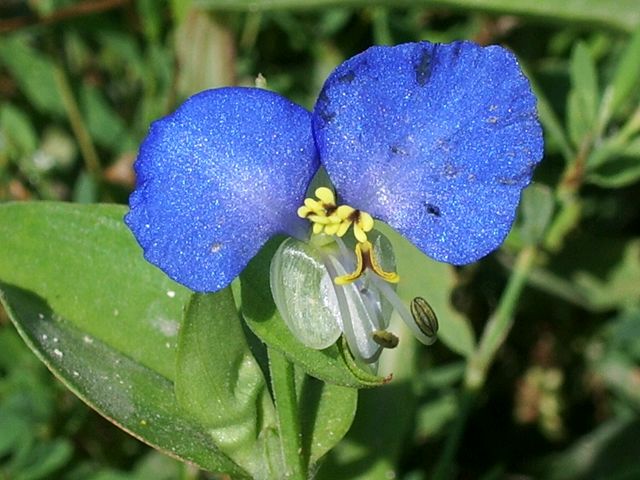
[126,87,319,292]
[313,41,543,264]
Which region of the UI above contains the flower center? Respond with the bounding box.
[298,187,399,285]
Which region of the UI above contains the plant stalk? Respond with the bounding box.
[268,348,306,480]
[465,245,537,391]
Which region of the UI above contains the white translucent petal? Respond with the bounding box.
[325,256,382,363]
[270,238,342,349]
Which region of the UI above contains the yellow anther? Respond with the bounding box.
[359,211,374,231]
[315,187,335,205]
[336,205,355,219]
[324,223,341,235]
[336,221,351,237]
[334,241,400,285]
[297,205,311,217]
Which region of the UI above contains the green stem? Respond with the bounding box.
[465,245,537,390]
[269,349,306,480]
[51,53,102,178]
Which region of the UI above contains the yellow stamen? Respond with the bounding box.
[363,241,399,283]
[334,242,365,285]
[334,241,400,285]
[299,189,397,284]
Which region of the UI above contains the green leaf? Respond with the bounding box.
[298,376,357,464]
[609,24,640,115]
[567,42,599,146]
[378,223,476,357]
[0,202,250,476]
[193,0,640,33]
[239,238,387,388]
[519,183,555,245]
[175,291,279,478]
[0,35,65,116]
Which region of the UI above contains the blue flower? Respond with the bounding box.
[126,41,543,359]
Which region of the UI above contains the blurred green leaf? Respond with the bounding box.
[609,309,640,361]
[0,202,249,476]
[520,183,555,245]
[72,171,98,204]
[239,238,388,388]
[541,235,640,311]
[79,85,134,153]
[586,138,640,187]
[175,10,236,98]
[171,0,194,23]
[0,35,65,116]
[597,353,640,409]
[10,439,73,480]
[136,0,164,43]
[378,223,476,357]
[175,291,278,478]
[566,42,600,148]
[526,68,575,163]
[609,24,640,115]
[530,417,640,480]
[415,392,458,438]
[0,104,38,160]
[568,42,599,144]
[194,0,640,32]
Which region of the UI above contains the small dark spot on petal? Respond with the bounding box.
[318,109,336,123]
[497,177,518,186]
[425,203,441,217]
[444,163,458,178]
[337,70,355,84]
[487,116,498,124]
[414,48,432,86]
[390,145,407,156]
[210,242,223,253]
[451,42,463,59]
[317,90,336,123]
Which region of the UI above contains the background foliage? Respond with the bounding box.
[1,0,640,478]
